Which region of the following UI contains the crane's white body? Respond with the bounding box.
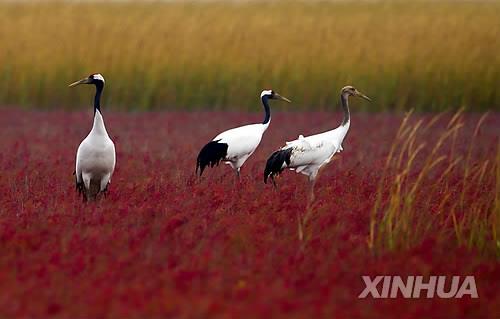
[76,110,116,193]
[280,121,350,181]
[197,89,290,177]
[265,86,369,187]
[214,122,269,171]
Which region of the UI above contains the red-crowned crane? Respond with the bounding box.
[70,73,116,201]
[196,90,291,178]
[264,86,371,191]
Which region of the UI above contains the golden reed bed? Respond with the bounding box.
[0,1,499,111]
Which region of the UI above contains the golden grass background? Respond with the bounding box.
[0,1,499,111]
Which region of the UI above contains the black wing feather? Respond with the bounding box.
[196,140,229,176]
[264,148,293,184]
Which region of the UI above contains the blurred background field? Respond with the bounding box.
[0,1,499,111]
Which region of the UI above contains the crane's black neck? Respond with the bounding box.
[340,93,350,126]
[94,82,104,114]
[261,96,271,125]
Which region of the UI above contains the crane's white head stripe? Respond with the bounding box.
[261,90,273,98]
[91,73,105,83]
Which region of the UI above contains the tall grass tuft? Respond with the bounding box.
[0,1,499,111]
[369,110,499,256]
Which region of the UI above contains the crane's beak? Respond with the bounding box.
[69,78,91,87]
[355,90,371,101]
[274,93,291,103]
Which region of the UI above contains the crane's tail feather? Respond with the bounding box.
[196,140,229,176]
[264,148,293,184]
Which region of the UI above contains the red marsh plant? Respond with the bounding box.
[0,110,497,318]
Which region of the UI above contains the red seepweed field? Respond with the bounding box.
[0,109,498,318]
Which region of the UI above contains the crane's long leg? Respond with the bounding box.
[309,179,316,204]
[102,183,110,199]
[233,167,241,184]
[299,174,318,241]
[308,172,318,204]
[271,177,278,190]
